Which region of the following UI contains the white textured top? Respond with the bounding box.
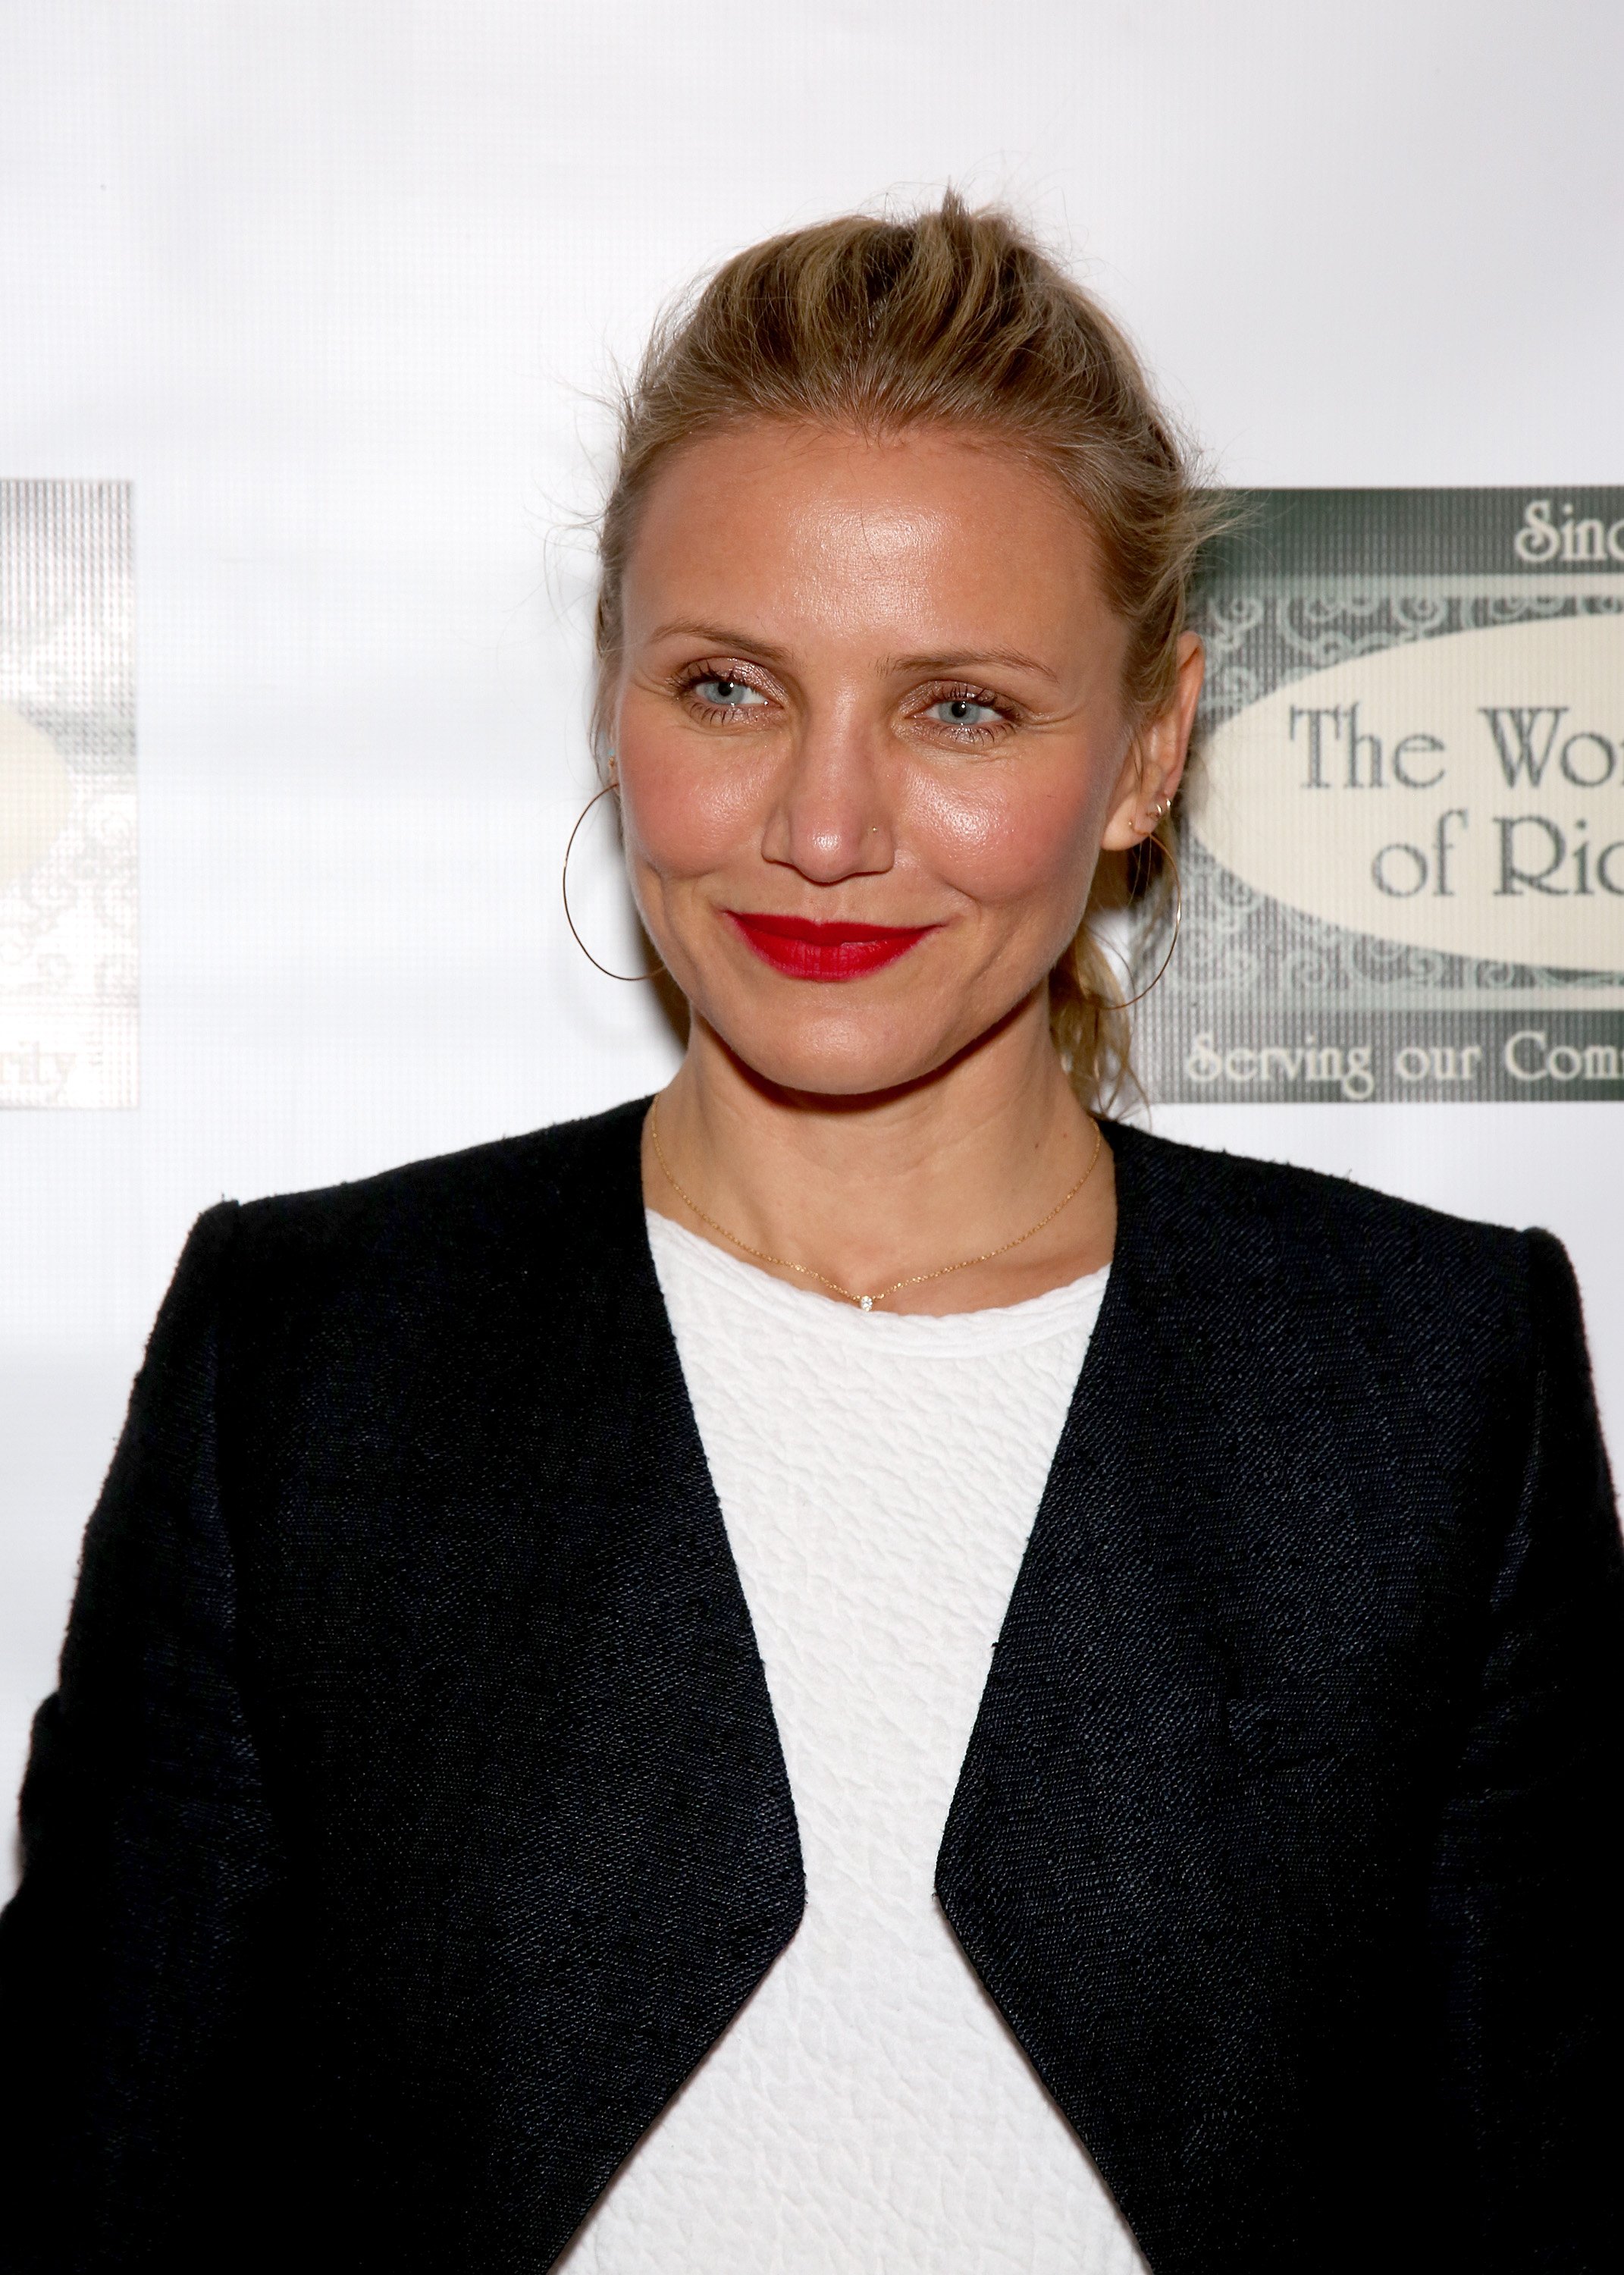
[555,1213,1145,2275]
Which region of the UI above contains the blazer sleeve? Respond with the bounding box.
[1429,1228,1624,2273]
[0,1203,290,2273]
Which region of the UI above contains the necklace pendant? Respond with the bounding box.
[858,1294,873,1312]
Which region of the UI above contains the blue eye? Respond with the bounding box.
[693,676,767,708]
[926,697,1001,727]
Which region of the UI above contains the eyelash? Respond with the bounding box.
[672,666,773,722]
[670,667,1021,743]
[912,683,1018,744]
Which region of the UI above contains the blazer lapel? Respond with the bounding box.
[936,1122,1396,2275]
[249,1102,804,2272]
[447,1105,805,2269]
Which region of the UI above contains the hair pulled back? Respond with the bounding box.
[594,192,1213,1112]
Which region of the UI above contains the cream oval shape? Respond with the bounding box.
[1,701,73,889]
[1187,613,1624,971]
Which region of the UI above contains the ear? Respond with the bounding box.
[1098,632,1205,852]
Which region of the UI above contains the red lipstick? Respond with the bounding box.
[726,911,936,981]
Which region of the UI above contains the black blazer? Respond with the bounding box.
[2,1103,1620,2274]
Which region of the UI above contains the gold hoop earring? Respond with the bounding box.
[561,783,664,983]
[1107,830,1184,1011]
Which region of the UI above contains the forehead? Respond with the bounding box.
[621,419,1115,655]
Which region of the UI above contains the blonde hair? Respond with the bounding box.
[594,192,1214,1112]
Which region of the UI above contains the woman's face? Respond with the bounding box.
[612,419,1197,1098]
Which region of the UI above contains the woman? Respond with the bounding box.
[2,199,1619,2275]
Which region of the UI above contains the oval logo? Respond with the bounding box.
[1,701,73,889]
[1187,613,1624,970]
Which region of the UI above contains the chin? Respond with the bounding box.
[706,997,966,1100]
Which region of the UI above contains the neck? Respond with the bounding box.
[644,992,1115,1313]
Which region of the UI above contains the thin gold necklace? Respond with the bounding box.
[648,1104,1104,1313]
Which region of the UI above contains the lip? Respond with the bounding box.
[725,909,938,981]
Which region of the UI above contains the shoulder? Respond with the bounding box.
[200,1098,651,1317]
[1104,1119,1544,1353]
[1107,1117,1524,1260]
[238,1097,645,1241]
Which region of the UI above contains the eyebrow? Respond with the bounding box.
[645,625,1058,684]
[646,622,792,664]
[885,648,1059,683]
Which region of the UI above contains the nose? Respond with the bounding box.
[760,701,895,885]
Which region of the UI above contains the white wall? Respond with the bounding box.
[4,0,1622,1891]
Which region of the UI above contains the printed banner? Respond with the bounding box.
[1142,490,1624,1102]
[0,482,136,1109]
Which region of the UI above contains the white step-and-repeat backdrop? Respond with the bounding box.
[4,0,1621,1891]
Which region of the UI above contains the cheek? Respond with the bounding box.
[907,759,1108,911]
[616,730,764,881]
